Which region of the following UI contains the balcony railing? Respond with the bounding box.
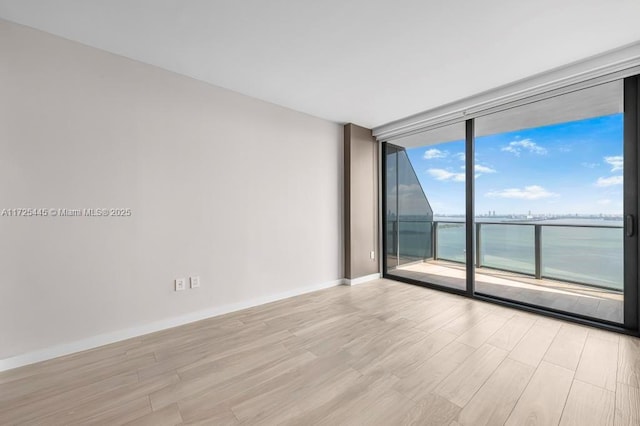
[388,220,623,291]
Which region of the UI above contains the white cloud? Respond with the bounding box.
[454,152,465,161]
[604,155,623,172]
[486,185,558,200]
[595,175,623,187]
[581,162,598,169]
[501,139,547,156]
[423,148,448,159]
[427,168,465,182]
[597,199,612,205]
[501,146,520,155]
[475,164,496,174]
[459,164,496,175]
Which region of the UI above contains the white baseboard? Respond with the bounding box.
[0,278,343,372]
[342,272,381,286]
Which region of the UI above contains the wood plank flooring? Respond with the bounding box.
[0,279,638,425]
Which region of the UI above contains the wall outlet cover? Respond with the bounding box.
[190,276,201,288]
[175,278,186,291]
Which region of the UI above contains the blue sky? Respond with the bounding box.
[406,114,624,216]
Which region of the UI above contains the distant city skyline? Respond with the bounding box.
[406,114,624,216]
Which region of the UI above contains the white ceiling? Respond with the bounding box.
[2,0,640,129]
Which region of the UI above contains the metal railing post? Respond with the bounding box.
[535,224,542,279]
[432,221,438,260]
[475,222,482,268]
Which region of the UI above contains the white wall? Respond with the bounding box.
[0,19,343,366]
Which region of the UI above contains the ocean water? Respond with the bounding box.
[395,218,623,291]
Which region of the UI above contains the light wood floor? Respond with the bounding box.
[1,279,638,425]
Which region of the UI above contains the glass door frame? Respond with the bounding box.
[623,75,639,331]
[381,75,640,336]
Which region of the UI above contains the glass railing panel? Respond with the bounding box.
[541,225,623,290]
[436,222,466,263]
[478,223,535,275]
[398,220,432,265]
[386,220,398,269]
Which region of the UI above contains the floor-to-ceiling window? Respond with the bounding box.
[382,76,639,331]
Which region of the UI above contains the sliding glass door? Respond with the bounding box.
[473,80,627,324]
[382,76,639,331]
[384,123,466,291]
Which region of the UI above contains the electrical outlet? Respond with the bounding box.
[370,251,375,260]
[190,276,201,289]
[175,278,186,291]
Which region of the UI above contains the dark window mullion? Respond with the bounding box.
[466,119,475,296]
[623,76,640,330]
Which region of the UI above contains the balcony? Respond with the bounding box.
[387,220,623,323]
